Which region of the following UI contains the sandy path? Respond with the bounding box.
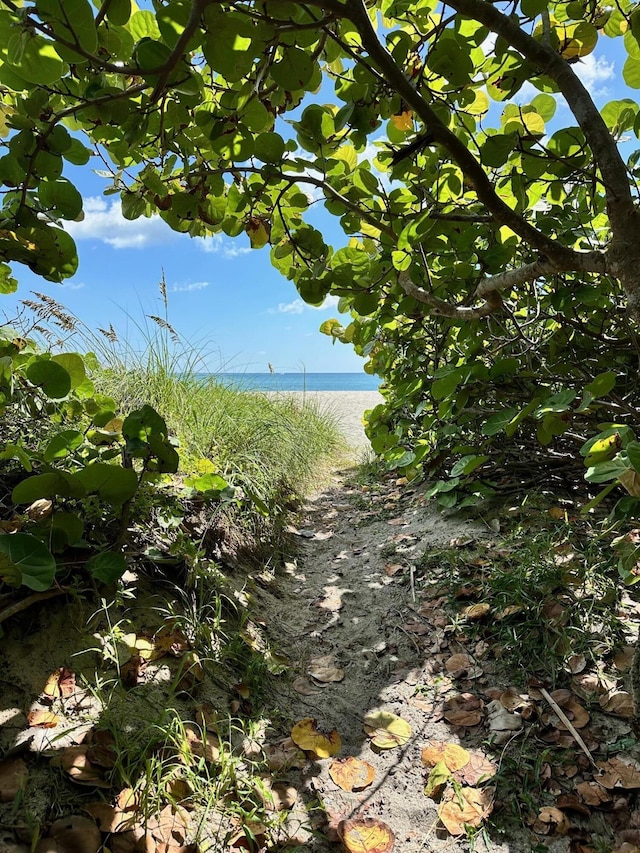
[257,471,533,852]
[272,390,384,450]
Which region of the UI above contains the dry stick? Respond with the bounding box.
[409,562,416,603]
[0,588,67,624]
[540,687,597,769]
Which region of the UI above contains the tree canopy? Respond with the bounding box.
[3,0,640,507]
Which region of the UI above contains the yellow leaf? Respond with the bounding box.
[329,756,375,792]
[339,817,395,853]
[521,111,545,135]
[557,21,598,59]
[438,787,494,835]
[467,90,489,116]
[363,710,411,749]
[421,741,470,772]
[391,110,413,131]
[245,217,270,248]
[290,718,341,759]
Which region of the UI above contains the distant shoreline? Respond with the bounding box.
[207,372,381,393]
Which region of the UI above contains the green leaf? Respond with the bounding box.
[0,262,18,294]
[106,0,131,26]
[73,464,138,505]
[43,429,84,462]
[585,457,630,483]
[253,131,285,163]
[627,441,640,473]
[271,47,315,90]
[38,179,83,220]
[623,56,640,89]
[450,454,489,477]
[585,371,616,398]
[12,472,85,503]
[26,357,71,399]
[0,533,56,591]
[482,407,519,436]
[87,551,127,584]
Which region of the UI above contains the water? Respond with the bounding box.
[208,372,381,392]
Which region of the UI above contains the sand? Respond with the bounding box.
[276,390,384,450]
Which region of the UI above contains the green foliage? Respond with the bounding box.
[1,0,640,503]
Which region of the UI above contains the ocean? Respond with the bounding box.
[210,372,381,392]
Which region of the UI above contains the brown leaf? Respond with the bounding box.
[27,499,53,521]
[383,563,404,577]
[555,794,591,818]
[260,779,298,811]
[463,603,490,621]
[42,667,76,701]
[27,709,60,728]
[541,690,589,730]
[147,805,190,845]
[339,817,395,853]
[306,655,345,683]
[536,806,571,835]
[291,718,341,759]
[421,742,470,772]
[614,646,635,672]
[121,654,146,689]
[0,757,28,803]
[263,737,306,772]
[599,691,635,718]
[329,757,376,791]
[84,803,136,834]
[453,751,498,786]
[566,654,587,674]
[292,676,323,695]
[184,725,220,763]
[443,694,484,727]
[59,746,109,787]
[438,787,494,836]
[494,604,524,621]
[42,816,102,853]
[597,755,640,789]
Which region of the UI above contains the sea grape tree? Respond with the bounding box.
[2,0,640,500]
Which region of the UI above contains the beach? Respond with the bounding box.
[276,390,384,450]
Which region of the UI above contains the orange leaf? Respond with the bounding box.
[391,111,413,131]
[290,718,341,758]
[421,741,470,772]
[438,787,494,836]
[453,751,497,786]
[329,757,375,791]
[27,709,59,728]
[339,817,395,853]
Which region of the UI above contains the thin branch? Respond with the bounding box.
[474,255,606,300]
[149,0,215,101]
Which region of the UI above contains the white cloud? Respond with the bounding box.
[197,234,251,258]
[272,294,339,315]
[171,281,210,293]
[574,53,615,98]
[66,197,175,249]
[58,281,85,290]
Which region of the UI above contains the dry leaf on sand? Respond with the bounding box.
[339,817,395,853]
[438,787,494,836]
[453,751,498,786]
[443,694,484,727]
[363,710,411,749]
[260,778,298,811]
[329,757,375,792]
[306,655,345,683]
[184,725,220,763]
[291,718,341,758]
[534,806,571,835]
[58,746,109,786]
[421,742,469,772]
[596,754,640,789]
[264,737,306,771]
[0,757,28,803]
[35,816,102,853]
[599,690,634,718]
[42,668,76,701]
[292,676,323,695]
[27,709,59,728]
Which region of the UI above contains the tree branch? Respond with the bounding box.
[444,0,635,230]
[344,0,582,268]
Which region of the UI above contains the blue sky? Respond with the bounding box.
[0,32,633,373]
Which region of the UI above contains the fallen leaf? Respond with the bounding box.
[121,654,146,689]
[43,816,102,853]
[438,787,494,836]
[27,499,52,521]
[421,741,470,772]
[292,676,323,695]
[59,746,109,786]
[548,507,566,520]
[453,751,498,786]
[384,563,403,577]
[599,691,634,718]
[555,793,591,818]
[264,737,306,771]
[184,725,220,763]
[339,817,395,853]
[363,710,411,749]
[307,655,345,683]
[463,603,490,621]
[541,690,589,729]
[535,806,571,835]
[614,646,634,672]
[443,694,485,727]
[494,604,523,620]
[425,761,451,799]
[27,709,59,728]
[84,803,136,833]
[0,757,28,802]
[566,654,587,674]
[291,718,341,758]
[260,778,298,811]
[597,754,640,789]
[147,804,190,844]
[329,757,375,792]
[42,667,76,701]
[576,780,612,806]
[227,820,267,850]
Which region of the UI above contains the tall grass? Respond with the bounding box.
[90,320,345,501]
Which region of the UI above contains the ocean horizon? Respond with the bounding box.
[204,372,381,392]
